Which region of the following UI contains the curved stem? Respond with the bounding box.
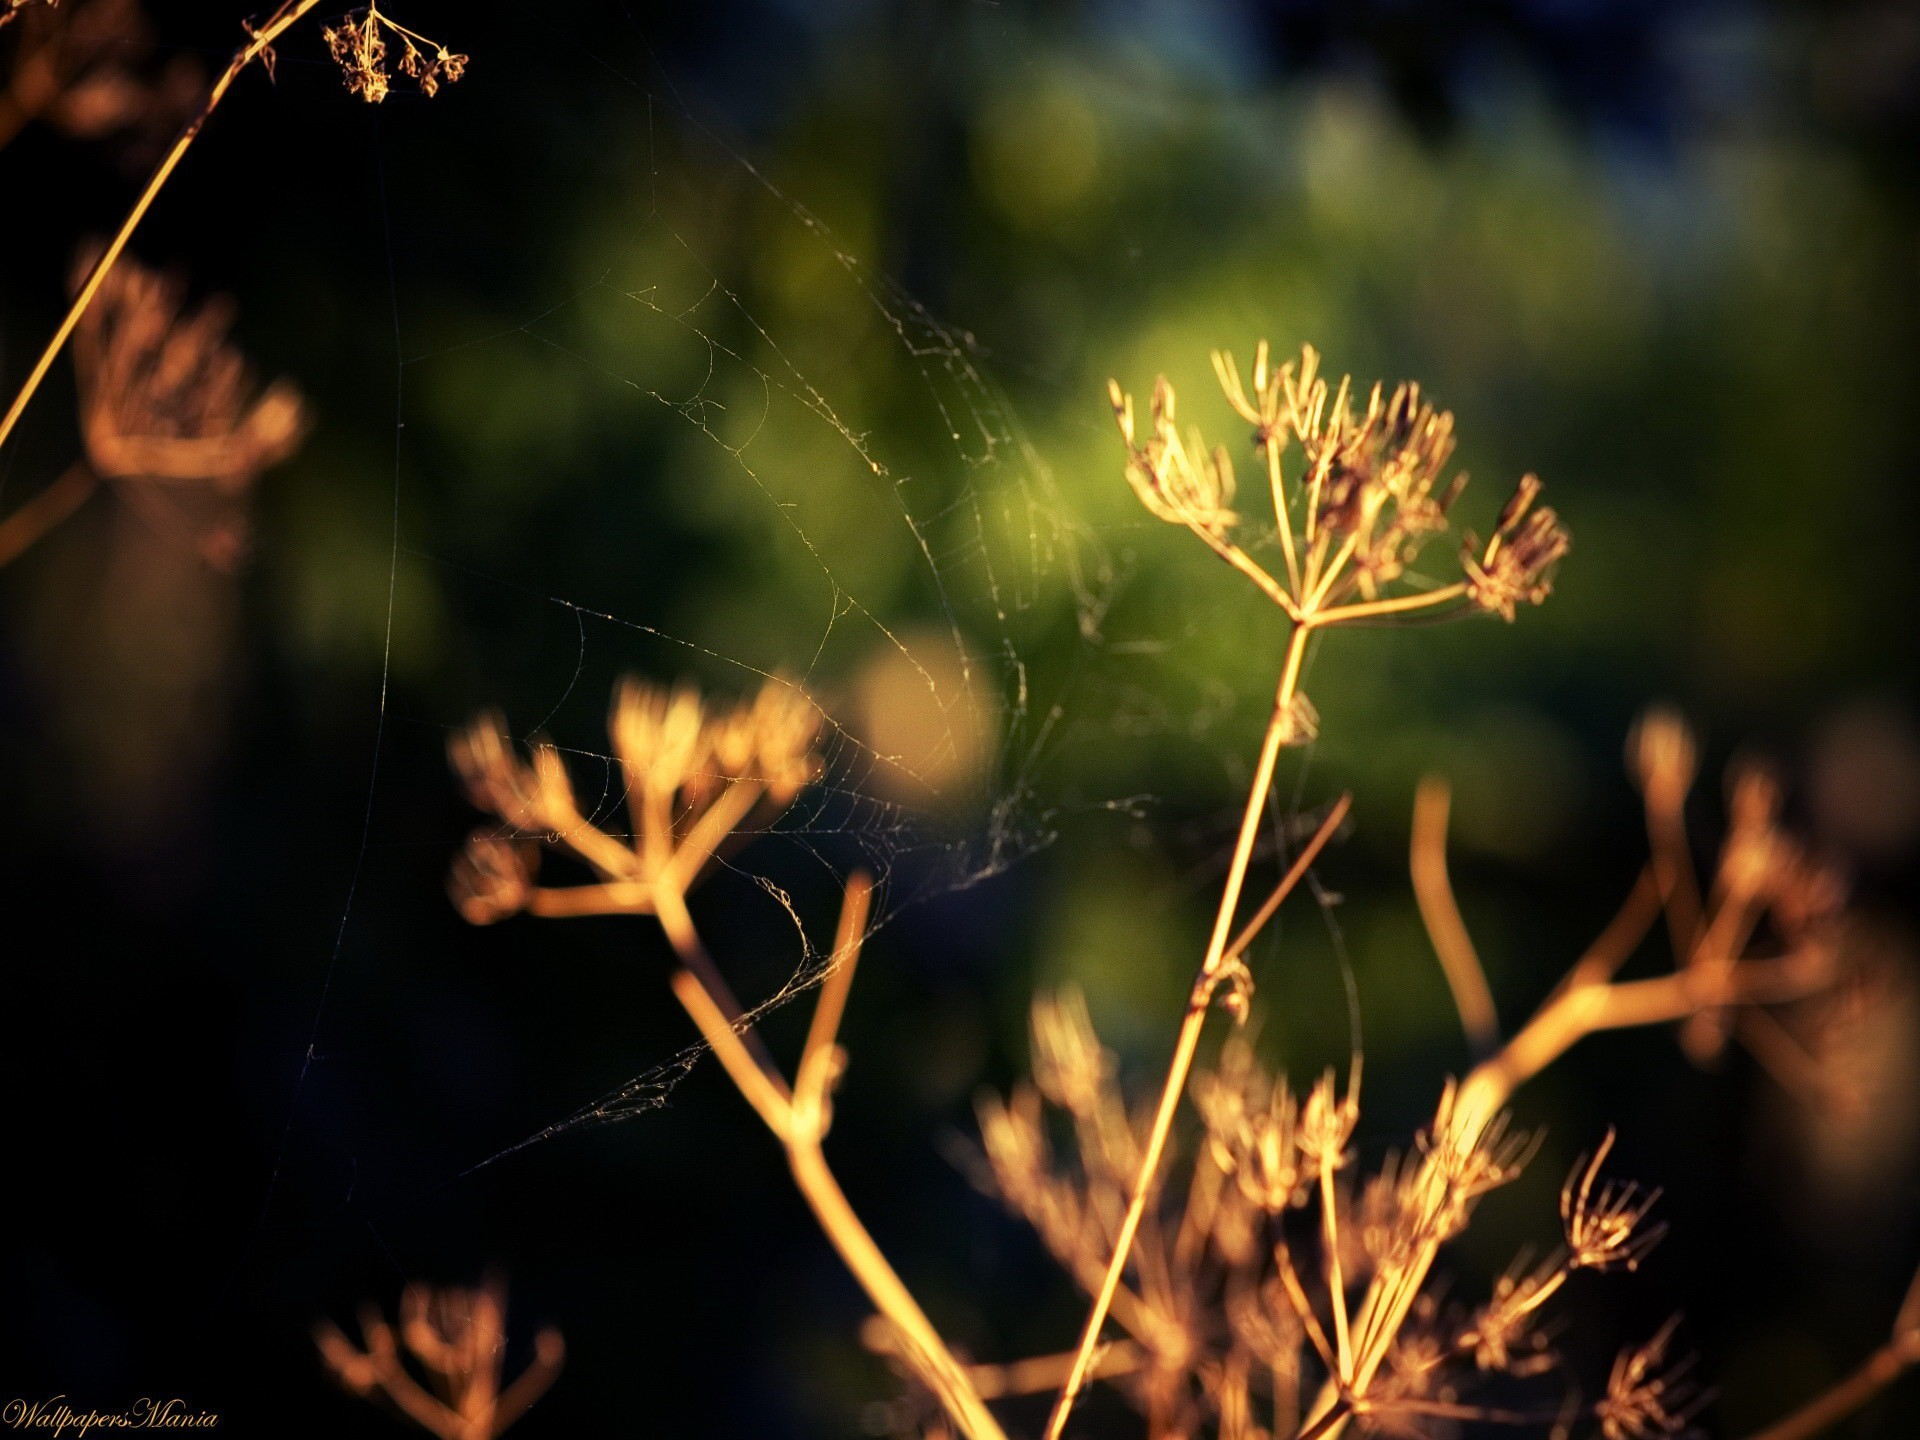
[1744,1338,1920,1440]
[1410,777,1499,1056]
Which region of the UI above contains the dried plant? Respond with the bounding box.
[442,352,1919,1440]
[449,676,1008,1440]
[316,1276,563,1440]
[0,249,307,569]
[324,4,467,104]
[73,247,307,562]
[0,0,463,462]
[973,697,1880,1440]
[1045,345,1570,1440]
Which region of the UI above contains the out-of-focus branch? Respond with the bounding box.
[1410,777,1499,1056]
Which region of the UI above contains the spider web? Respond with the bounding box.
[329,11,1171,1172]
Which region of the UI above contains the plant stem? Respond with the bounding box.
[1043,623,1316,1440]
[1313,582,1468,626]
[1410,777,1499,1055]
[0,461,95,568]
[1744,1339,1920,1440]
[667,890,1007,1440]
[0,0,323,458]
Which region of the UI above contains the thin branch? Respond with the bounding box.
[1409,777,1500,1056]
[1313,582,1469,627]
[667,890,1006,1440]
[1044,626,1320,1440]
[964,1341,1144,1400]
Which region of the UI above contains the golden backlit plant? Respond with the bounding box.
[1045,344,1569,1440]
[316,1276,564,1440]
[441,349,1920,1440]
[0,248,308,569]
[977,699,1877,1440]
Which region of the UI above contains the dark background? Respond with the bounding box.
[3,0,1920,1435]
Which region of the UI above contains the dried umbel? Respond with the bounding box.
[1033,348,1570,1440]
[981,992,1680,1440]
[69,248,308,566]
[315,1277,564,1440]
[1597,1318,1700,1440]
[449,676,1009,1440]
[1461,471,1570,621]
[1563,1129,1667,1274]
[1113,342,1569,638]
[970,693,1911,1440]
[1624,710,1852,1073]
[325,3,468,104]
[447,674,823,925]
[1111,377,1239,535]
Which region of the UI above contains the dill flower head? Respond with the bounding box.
[1196,1044,1304,1211]
[448,833,537,927]
[1286,346,1468,585]
[1463,473,1571,620]
[1110,375,1239,534]
[325,4,467,104]
[1562,1129,1666,1273]
[316,1277,563,1440]
[447,675,823,924]
[1108,341,1568,636]
[1415,1079,1535,1242]
[1469,1255,1560,1372]
[1295,1061,1361,1182]
[1597,1318,1699,1440]
[70,247,308,566]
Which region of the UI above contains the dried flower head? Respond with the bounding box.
[449,675,824,923]
[448,833,538,927]
[1562,1129,1666,1273]
[1030,989,1113,1119]
[1296,1060,1361,1182]
[1468,1253,1563,1372]
[1597,1318,1699,1440]
[315,1276,564,1440]
[1109,341,1567,644]
[69,246,308,567]
[1285,345,1468,588]
[1463,473,1570,620]
[1196,1041,1304,1211]
[1110,376,1239,534]
[1414,1079,1537,1242]
[325,4,467,104]
[1211,341,1284,444]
